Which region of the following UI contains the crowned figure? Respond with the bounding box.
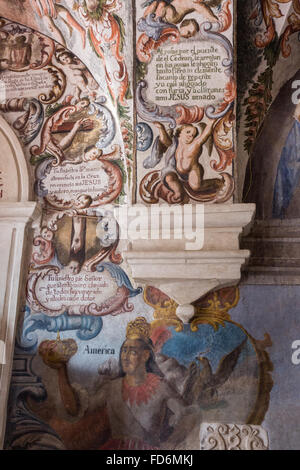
[41,316,196,450]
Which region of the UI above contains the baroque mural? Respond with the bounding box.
[2,0,294,451]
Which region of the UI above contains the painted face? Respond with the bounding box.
[74,194,91,209]
[84,147,101,161]
[180,125,197,144]
[180,23,197,39]
[67,260,80,274]
[76,99,89,112]
[41,228,53,241]
[121,339,149,376]
[60,54,72,64]
[85,0,99,12]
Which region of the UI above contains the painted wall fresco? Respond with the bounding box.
[135,0,236,204]
[237,0,300,200]
[0,18,131,206]
[0,3,276,451]
[5,286,272,450]
[243,70,300,219]
[231,285,300,450]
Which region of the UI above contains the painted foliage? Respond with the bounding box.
[243,0,300,155]
[238,0,300,205]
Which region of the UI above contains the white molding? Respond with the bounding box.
[0,203,38,449]
[0,117,37,449]
[120,203,255,321]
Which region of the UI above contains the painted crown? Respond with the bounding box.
[126,316,151,341]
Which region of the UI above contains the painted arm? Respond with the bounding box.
[143,0,159,17]
[194,118,215,146]
[192,1,218,21]
[153,121,172,148]
[55,363,79,416]
[59,118,91,150]
[71,216,85,254]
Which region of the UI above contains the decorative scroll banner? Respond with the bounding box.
[38,157,123,209]
[26,262,142,317]
[0,70,55,97]
[42,161,110,198]
[36,156,123,209]
[136,6,236,205]
[147,41,227,107]
[136,20,235,127]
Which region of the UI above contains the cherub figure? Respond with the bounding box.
[143,0,222,25]
[31,0,86,48]
[179,18,200,38]
[55,49,99,102]
[153,120,215,202]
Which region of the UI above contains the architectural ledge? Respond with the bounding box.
[119,203,255,322]
[241,218,300,284]
[0,202,40,223]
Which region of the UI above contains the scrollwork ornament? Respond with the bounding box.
[38,65,66,104]
[200,423,269,450]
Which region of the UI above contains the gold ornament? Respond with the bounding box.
[126,316,151,341]
[191,288,239,331]
[143,287,183,332]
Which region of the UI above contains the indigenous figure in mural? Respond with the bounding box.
[31,0,86,48]
[273,102,300,218]
[40,317,199,450]
[36,314,250,449]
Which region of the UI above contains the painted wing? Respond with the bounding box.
[210,337,248,388]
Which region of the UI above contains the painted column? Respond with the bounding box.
[0,202,38,449]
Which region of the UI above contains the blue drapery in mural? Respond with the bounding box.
[273,120,300,218]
